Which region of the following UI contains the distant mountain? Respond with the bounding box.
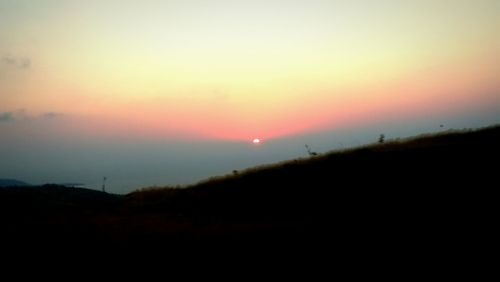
[56,183,85,188]
[0,179,30,187]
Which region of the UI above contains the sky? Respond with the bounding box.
[1,0,499,193]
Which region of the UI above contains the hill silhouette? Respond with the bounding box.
[1,125,498,261]
[0,178,30,187]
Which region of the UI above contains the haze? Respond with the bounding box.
[1,0,499,193]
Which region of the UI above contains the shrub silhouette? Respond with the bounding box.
[378,134,385,144]
[305,144,318,156]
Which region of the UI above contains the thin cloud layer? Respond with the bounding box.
[42,112,63,119]
[1,55,31,69]
[0,110,62,122]
[0,112,14,122]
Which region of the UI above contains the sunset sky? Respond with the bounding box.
[1,0,499,193]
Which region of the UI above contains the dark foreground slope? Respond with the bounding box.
[1,126,498,260]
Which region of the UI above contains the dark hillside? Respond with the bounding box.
[0,179,30,187]
[1,125,498,260]
[129,126,498,222]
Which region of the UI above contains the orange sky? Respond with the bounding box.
[1,0,499,142]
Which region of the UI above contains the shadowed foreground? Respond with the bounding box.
[1,126,498,262]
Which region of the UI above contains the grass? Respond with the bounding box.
[1,124,498,259]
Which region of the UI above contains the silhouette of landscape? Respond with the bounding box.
[1,125,498,259]
[0,179,30,187]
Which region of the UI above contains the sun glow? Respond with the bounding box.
[1,1,498,142]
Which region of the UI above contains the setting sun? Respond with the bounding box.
[0,0,499,193]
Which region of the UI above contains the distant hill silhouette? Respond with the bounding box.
[1,125,498,264]
[0,178,30,187]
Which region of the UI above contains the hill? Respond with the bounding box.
[0,178,30,187]
[1,125,498,261]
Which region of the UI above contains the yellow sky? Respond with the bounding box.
[1,0,499,140]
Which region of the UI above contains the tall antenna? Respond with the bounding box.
[102,176,107,193]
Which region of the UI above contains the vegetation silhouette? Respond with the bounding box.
[305,144,318,156]
[378,133,385,143]
[1,124,498,260]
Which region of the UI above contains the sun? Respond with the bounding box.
[252,138,261,144]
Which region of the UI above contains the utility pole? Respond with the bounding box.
[102,176,107,193]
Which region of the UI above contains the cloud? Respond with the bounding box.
[0,112,14,122]
[1,55,31,69]
[0,110,62,122]
[42,112,63,119]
